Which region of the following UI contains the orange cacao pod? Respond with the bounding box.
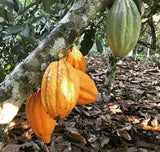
[25,89,56,143]
[75,69,98,105]
[41,60,80,120]
[61,48,86,72]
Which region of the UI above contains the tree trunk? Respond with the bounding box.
[0,124,9,148]
[148,16,156,51]
[0,0,113,148]
[104,52,117,91]
[132,45,138,60]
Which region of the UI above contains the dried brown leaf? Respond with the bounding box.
[117,128,131,140]
[66,127,87,144]
[109,104,122,114]
[135,139,156,149]
[100,138,110,147]
[81,109,90,117]
[151,116,159,127]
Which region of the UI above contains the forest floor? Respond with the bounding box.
[2,54,160,152]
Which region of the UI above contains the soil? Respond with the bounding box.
[2,54,160,152]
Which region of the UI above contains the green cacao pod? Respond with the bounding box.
[106,0,141,58]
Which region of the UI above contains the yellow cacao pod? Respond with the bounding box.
[26,89,56,143]
[41,60,80,120]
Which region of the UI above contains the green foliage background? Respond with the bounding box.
[0,0,73,82]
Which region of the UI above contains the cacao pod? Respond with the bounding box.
[106,0,141,58]
[41,60,80,120]
[26,89,56,143]
[61,48,86,72]
[75,69,98,105]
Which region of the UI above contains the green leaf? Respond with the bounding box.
[59,9,66,17]
[80,25,96,56]
[41,0,56,14]
[26,0,31,5]
[5,9,14,23]
[0,25,2,31]
[0,0,7,7]
[96,39,104,53]
[6,0,14,9]
[5,64,11,70]
[21,24,29,37]
[0,9,5,19]
[7,25,24,34]
[0,8,14,23]
[57,3,65,9]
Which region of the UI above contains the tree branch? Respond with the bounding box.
[148,16,156,51]
[143,0,160,13]
[147,0,160,17]
[137,40,151,48]
[0,0,112,125]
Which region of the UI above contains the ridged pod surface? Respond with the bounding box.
[61,48,86,72]
[25,89,56,143]
[106,0,141,58]
[41,60,80,120]
[75,69,98,105]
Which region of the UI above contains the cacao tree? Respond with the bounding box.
[0,0,113,148]
[0,0,159,149]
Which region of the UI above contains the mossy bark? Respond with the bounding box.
[0,124,9,150]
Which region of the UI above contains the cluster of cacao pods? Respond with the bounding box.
[25,48,98,143]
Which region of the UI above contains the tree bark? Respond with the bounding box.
[148,16,156,51]
[0,0,113,147]
[132,44,138,60]
[104,52,117,91]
